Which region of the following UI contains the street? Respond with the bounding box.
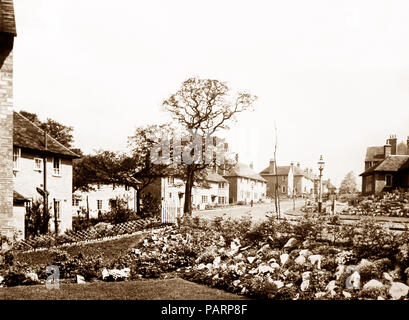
[192,199,306,222]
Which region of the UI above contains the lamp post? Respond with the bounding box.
[317,155,325,213]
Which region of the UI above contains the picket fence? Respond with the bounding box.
[161,200,183,225]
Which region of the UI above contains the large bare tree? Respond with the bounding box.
[163,77,257,214]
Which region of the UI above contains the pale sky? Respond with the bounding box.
[12,0,409,188]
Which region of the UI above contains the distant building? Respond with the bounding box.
[72,183,137,218]
[293,162,317,197]
[360,135,409,194]
[224,162,266,204]
[259,160,294,197]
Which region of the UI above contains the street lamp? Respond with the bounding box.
[317,155,325,213]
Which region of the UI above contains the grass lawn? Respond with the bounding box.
[0,278,247,300]
[14,233,145,266]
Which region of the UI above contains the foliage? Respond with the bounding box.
[339,171,358,195]
[19,110,74,148]
[25,198,51,238]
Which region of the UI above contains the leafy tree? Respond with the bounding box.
[163,77,256,214]
[339,171,358,194]
[397,141,408,155]
[25,198,51,238]
[19,110,74,148]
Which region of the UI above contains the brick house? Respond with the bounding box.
[293,162,317,197]
[260,160,294,197]
[224,162,266,204]
[13,112,80,237]
[0,0,16,241]
[360,135,409,195]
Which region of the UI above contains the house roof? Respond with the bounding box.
[260,164,291,176]
[203,170,228,183]
[13,111,80,158]
[13,190,28,202]
[365,146,385,162]
[360,155,409,176]
[224,162,266,182]
[0,0,16,35]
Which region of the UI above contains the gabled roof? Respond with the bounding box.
[13,190,29,202]
[360,155,409,176]
[203,170,228,183]
[13,112,80,158]
[0,0,16,35]
[260,164,291,176]
[224,162,266,182]
[365,146,385,162]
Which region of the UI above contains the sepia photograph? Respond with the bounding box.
[1,0,409,311]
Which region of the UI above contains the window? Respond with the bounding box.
[97,200,102,210]
[34,158,43,171]
[53,199,61,220]
[97,183,101,190]
[219,182,226,189]
[282,186,286,193]
[53,157,61,175]
[168,193,172,199]
[125,185,130,191]
[218,196,226,205]
[13,148,21,170]
[385,174,393,187]
[283,176,287,181]
[72,198,80,207]
[202,195,208,203]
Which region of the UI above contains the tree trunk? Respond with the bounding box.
[183,166,194,215]
[136,189,140,214]
[86,195,90,221]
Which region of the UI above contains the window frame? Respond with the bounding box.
[13,147,21,171]
[34,157,43,171]
[53,156,61,176]
[385,174,393,187]
[97,200,103,210]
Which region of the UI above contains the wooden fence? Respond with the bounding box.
[161,200,183,225]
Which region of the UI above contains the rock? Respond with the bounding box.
[342,291,352,298]
[234,253,243,261]
[102,268,109,279]
[213,256,221,268]
[25,272,39,283]
[102,268,130,281]
[377,296,385,300]
[232,279,241,286]
[347,271,361,290]
[132,248,141,255]
[302,271,311,281]
[258,264,275,274]
[315,292,326,298]
[230,239,241,253]
[358,259,374,270]
[0,275,4,284]
[299,249,312,257]
[270,263,280,270]
[326,280,337,292]
[206,263,213,269]
[283,238,298,249]
[257,243,270,254]
[247,256,256,264]
[268,258,277,264]
[383,272,393,282]
[335,265,345,280]
[280,253,289,266]
[389,282,409,300]
[197,263,206,270]
[285,283,294,288]
[295,255,306,265]
[301,280,310,291]
[363,279,384,291]
[76,275,86,284]
[308,255,322,269]
[273,281,284,289]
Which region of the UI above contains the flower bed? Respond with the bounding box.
[2,214,409,300]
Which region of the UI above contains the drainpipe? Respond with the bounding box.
[43,131,49,233]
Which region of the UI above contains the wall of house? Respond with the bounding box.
[0,42,14,240]
[73,184,136,219]
[374,172,387,194]
[13,149,73,233]
[228,177,266,204]
[294,176,315,196]
[263,175,292,197]
[225,176,238,203]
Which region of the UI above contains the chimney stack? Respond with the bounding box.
[269,159,275,174]
[235,153,239,162]
[384,141,392,158]
[297,162,300,168]
[387,134,397,155]
[249,162,253,170]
